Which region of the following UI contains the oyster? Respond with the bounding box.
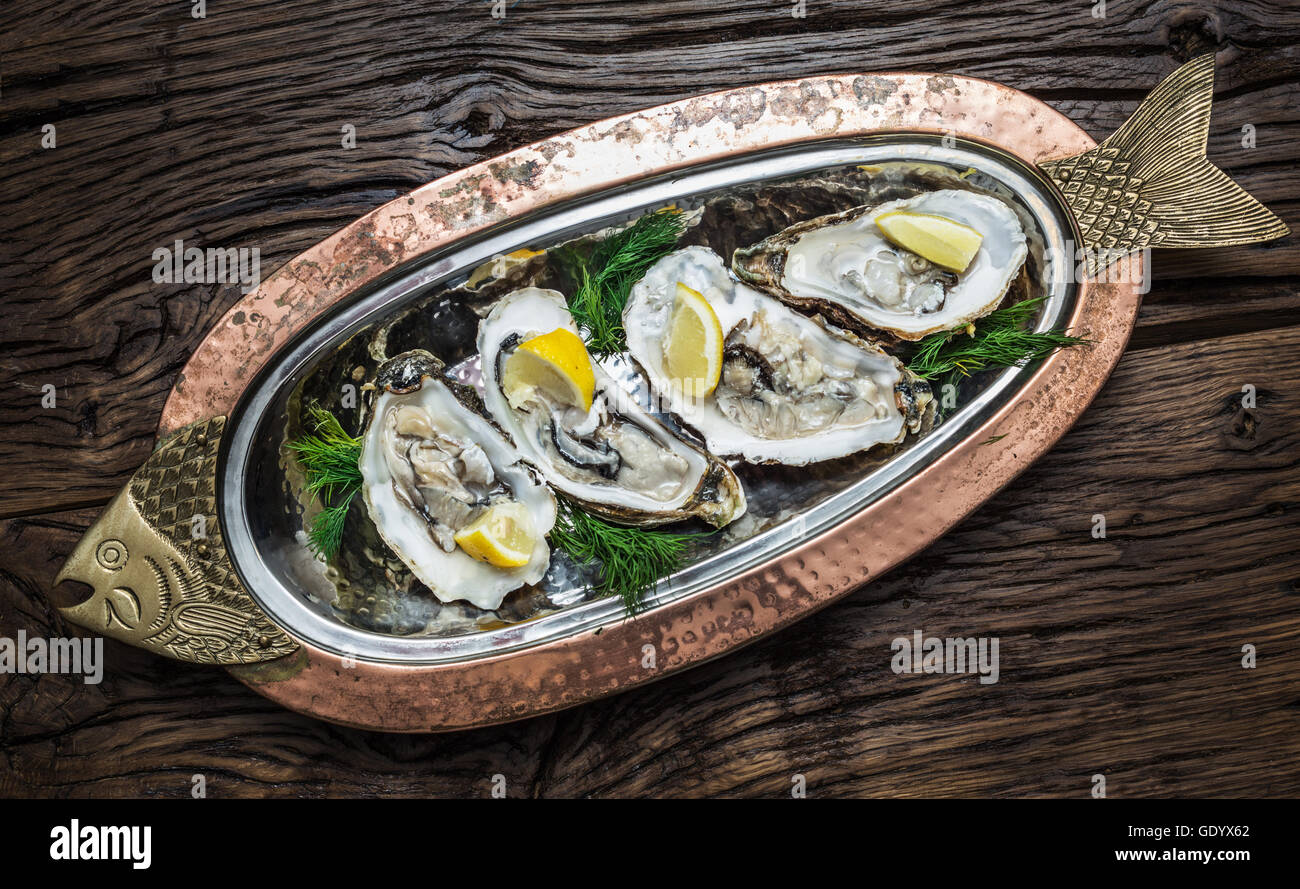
[478,287,746,528]
[625,247,932,465]
[733,189,1027,340]
[359,350,556,611]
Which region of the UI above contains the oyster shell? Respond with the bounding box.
[625,247,932,465]
[733,189,1027,340]
[478,288,746,528]
[360,350,556,611]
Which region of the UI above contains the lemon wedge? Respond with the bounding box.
[503,327,596,411]
[454,501,537,568]
[876,210,984,273]
[663,283,724,400]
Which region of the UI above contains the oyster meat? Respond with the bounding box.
[625,247,932,465]
[478,287,746,528]
[733,189,1027,340]
[359,350,557,611]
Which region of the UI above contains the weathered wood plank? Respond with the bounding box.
[1130,276,1300,349]
[2,324,1296,797]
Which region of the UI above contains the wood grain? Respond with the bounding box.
[1,0,1297,797]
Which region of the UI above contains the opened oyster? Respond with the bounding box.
[359,350,556,611]
[733,189,1027,340]
[625,247,932,465]
[478,287,746,528]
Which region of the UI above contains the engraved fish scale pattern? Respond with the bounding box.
[128,417,297,664]
[1045,149,1162,250]
[130,419,230,598]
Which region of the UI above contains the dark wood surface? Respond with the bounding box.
[1,0,1297,798]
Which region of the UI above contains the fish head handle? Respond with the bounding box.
[54,417,298,666]
[1039,54,1289,269]
[55,488,171,641]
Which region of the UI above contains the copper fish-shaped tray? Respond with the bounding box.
[54,56,1286,731]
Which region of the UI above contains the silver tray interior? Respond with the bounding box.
[220,134,1078,663]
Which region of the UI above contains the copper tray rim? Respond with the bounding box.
[160,72,1140,732]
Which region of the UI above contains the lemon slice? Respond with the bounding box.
[663,282,724,399]
[876,210,984,273]
[503,327,595,411]
[454,501,536,568]
[465,248,546,288]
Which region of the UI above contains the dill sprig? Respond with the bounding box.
[559,208,686,355]
[907,296,1086,380]
[549,498,700,615]
[305,489,358,559]
[286,404,364,559]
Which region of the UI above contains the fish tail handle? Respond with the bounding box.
[1040,54,1289,258]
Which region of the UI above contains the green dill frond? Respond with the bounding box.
[287,404,363,499]
[907,296,1087,381]
[562,208,686,355]
[287,403,364,560]
[549,498,700,615]
[306,490,357,559]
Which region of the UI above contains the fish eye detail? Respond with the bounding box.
[95,539,128,571]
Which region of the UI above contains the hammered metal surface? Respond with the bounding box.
[208,73,1124,730]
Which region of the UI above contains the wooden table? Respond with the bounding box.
[2,0,1296,798]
